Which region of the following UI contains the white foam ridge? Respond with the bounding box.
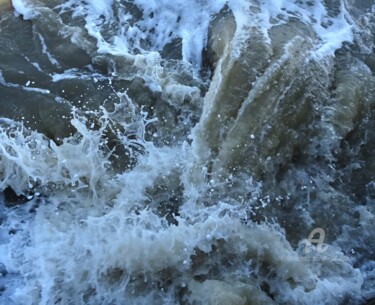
[251,0,354,60]
[11,0,355,69]
[1,0,373,304]
[0,108,365,305]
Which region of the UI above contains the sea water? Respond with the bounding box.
[0,0,374,304]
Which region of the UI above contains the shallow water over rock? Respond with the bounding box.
[0,1,374,304]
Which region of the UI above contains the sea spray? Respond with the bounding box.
[0,0,375,304]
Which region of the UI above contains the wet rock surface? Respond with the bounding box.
[0,1,375,304]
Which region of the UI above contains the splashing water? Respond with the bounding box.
[0,0,375,304]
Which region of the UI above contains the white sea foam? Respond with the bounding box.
[52,0,231,65]
[51,69,107,82]
[0,70,51,94]
[256,0,354,59]
[11,0,355,65]
[37,33,60,67]
[1,0,373,304]
[0,111,365,305]
[11,0,35,19]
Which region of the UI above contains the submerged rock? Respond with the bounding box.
[0,0,11,13]
[1,1,375,305]
[2,186,30,207]
[194,4,375,187]
[190,3,375,269]
[194,11,318,180]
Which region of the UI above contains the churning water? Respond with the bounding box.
[0,0,375,304]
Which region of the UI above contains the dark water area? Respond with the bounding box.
[0,0,375,304]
